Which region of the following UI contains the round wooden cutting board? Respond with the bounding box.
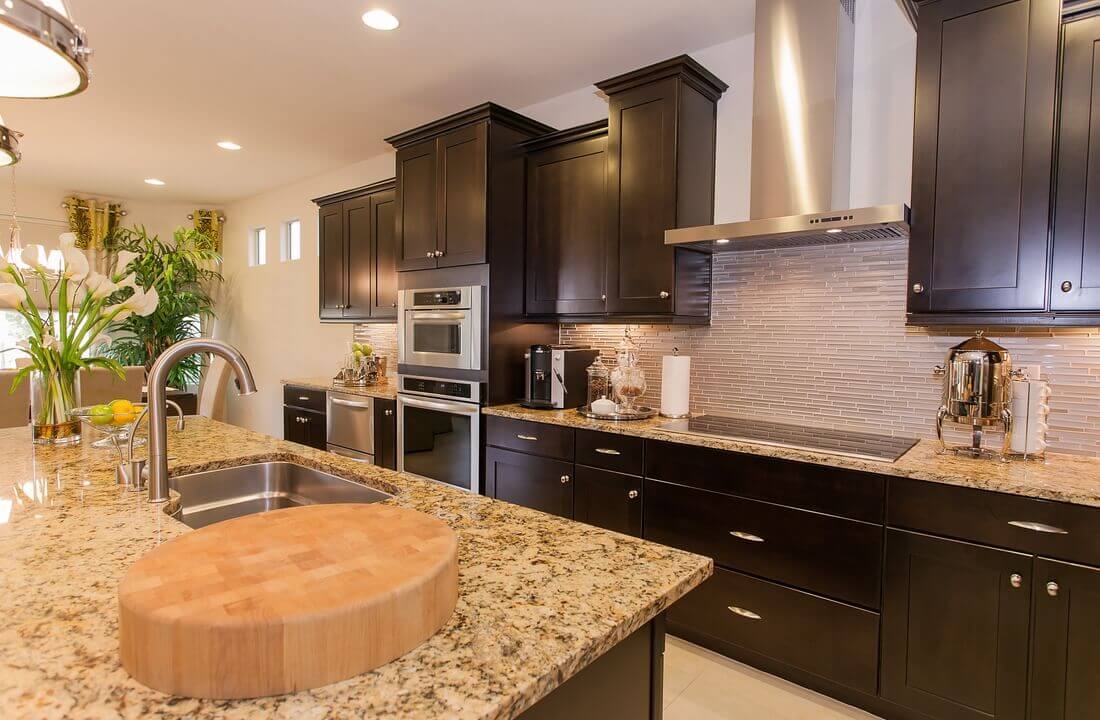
[118,503,459,699]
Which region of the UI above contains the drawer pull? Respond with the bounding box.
[628,490,639,500]
[729,530,765,543]
[516,434,538,441]
[727,605,762,621]
[297,395,311,401]
[560,475,571,484]
[595,448,621,456]
[1008,520,1069,535]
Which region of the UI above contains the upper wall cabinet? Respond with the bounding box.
[385,103,554,272]
[908,0,1059,318]
[312,179,397,323]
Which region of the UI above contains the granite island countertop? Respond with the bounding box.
[283,375,399,400]
[0,418,710,719]
[483,404,1100,509]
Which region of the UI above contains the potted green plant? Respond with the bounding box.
[103,226,221,390]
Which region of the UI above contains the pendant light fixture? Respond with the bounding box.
[0,114,20,166]
[0,0,91,98]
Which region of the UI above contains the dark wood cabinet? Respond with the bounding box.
[485,446,574,519]
[881,529,1032,720]
[283,406,326,450]
[313,179,397,323]
[1029,558,1100,720]
[387,104,553,272]
[908,0,1059,316]
[1051,12,1100,313]
[373,397,397,470]
[574,465,642,537]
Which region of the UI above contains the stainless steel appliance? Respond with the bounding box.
[522,345,598,409]
[659,415,918,463]
[934,332,1013,457]
[397,375,481,493]
[398,286,483,371]
[326,391,375,463]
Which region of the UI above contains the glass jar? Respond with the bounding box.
[611,333,646,412]
[585,356,611,408]
[31,367,82,445]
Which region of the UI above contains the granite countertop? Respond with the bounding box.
[0,418,709,719]
[283,375,398,400]
[483,404,1100,510]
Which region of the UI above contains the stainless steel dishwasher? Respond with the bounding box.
[326,391,375,463]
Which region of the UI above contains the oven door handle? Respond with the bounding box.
[409,311,469,322]
[399,395,480,415]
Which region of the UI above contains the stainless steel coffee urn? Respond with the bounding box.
[934,332,1013,457]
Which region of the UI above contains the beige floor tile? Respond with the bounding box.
[664,637,881,720]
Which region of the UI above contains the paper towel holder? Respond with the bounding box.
[660,348,692,419]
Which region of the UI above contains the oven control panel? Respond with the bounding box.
[411,290,463,307]
[400,376,480,402]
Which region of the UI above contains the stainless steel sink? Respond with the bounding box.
[164,461,392,529]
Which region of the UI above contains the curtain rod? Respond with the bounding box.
[60,202,128,216]
[187,212,226,222]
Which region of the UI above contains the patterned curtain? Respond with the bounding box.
[64,196,123,250]
[192,210,223,251]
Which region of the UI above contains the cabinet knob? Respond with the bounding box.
[628,490,639,499]
[659,290,670,299]
[1047,581,1060,597]
[1062,281,1073,293]
[1010,573,1023,589]
[384,409,393,417]
[560,474,571,484]
[436,250,445,258]
[391,302,397,308]
[601,294,607,302]
[426,251,434,258]
[912,283,925,294]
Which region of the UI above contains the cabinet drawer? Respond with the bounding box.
[889,478,1100,567]
[646,440,885,522]
[486,415,574,460]
[574,466,642,537]
[645,479,883,608]
[283,385,326,413]
[485,446,574,519]
[576,429,643,475]
[669,567,879,695]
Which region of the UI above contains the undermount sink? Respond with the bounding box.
[164,461,392,529]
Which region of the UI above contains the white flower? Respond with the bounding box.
[15,340,29,351]
[0,252,8,270]
[58,232,78,250]
[113,308,132,323]
[123,286,159,317]
[20,245,46,271]
[115,250,139,273]
[116,273,137,290]
[0,283,23,308]
[85,272,117,300]
[40,333,59,351]
[60,246,90,281]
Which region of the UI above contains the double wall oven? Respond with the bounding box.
[398,286,482,371]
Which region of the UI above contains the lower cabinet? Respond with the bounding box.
[574,466,642,537]
[485,446,574,519]
[881,530,1032,720]
[373,398,397,469]
[283,406,326,450]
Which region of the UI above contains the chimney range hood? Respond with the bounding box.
[666,0,910,252]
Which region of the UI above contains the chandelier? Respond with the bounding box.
[0,0,91,98]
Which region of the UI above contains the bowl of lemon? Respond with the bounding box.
[70,399,149,449]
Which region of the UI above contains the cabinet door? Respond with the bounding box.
[284,406,305,445]
[373,398,397,470]
[574,466,641,537]
[318,203,345,320]
[526,134,608,316]
[881,530,1032,720]
[1051,14,1100,311]
[437,123,487,268]
[302,411,326,450]
[343,195,372,321]
[605,78,677,315]
[284,407,325,450]
[485,446,573,518]
[1029,558,1100,720]
[370,189,398,318]
[395,138,439,271]
[908,0,1058,313]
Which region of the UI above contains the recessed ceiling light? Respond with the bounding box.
[217,140,242,151]
[144,178,165,186]
[362,9,399,30]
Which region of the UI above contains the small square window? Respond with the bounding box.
[282,219,301,261]
[250,227,267,267]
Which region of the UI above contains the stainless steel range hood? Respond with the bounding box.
[666,0,910,252]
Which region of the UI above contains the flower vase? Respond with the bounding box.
[30,368,81,445]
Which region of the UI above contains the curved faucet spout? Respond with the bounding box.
[146,338,257,502]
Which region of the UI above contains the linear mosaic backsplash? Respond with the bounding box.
[562,239,1100,457]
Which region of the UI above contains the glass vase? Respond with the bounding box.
[30,368,82,445]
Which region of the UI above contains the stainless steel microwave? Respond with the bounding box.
[398,286,483,371]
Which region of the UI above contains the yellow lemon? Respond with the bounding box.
[108,399,134,415]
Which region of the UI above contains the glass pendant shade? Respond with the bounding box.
[0,114,20,166]
[0,0,90,98]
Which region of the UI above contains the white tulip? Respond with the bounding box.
[20,245,46,271]
[58,232,78,250]
[0,283,23,309]
[60,246,90,281]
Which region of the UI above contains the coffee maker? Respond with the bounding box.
[523,345,599,409]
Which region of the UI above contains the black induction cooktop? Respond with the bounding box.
[658,415,918,462]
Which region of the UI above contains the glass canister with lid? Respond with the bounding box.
[585,355,611,409]
[611,332,646,412]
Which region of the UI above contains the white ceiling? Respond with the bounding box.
[1,0,755,204]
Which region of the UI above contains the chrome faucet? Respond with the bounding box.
[146,338,257,502]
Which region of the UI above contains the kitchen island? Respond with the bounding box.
[0,418,709,719]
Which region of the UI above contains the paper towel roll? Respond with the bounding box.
[661,355,691,417]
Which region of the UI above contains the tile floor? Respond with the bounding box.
[663,637,882,719]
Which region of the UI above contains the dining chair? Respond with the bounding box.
[81,366,145,406]
[0,369,30,429]
[197,356,231,421]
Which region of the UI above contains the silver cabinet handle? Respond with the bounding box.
[298,396,311,401]
[1047,581,1060,597]
[331,398,372,409]
[659,290,670,299]
[727,605,762,621]
[1008,521,1069,535]
[516,434,538,441]
[1010,573,1023,589]
[595,448,621,456]
[384,409,394,417]
[912,283,925,294]
[436,250,445,258]
[560,474,571,484]
[628,490,639,499]
[729,530,765,543]
[425,251,434,258]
